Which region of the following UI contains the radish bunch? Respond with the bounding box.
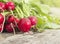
[5,15,18,33]
[5,15,37,33]
[0,2,15,33]
[0,0,59,33]
[0,1,37,33]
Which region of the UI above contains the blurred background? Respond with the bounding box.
[1,0,60,7]
[40,0,60,7]
[29,0,60,7]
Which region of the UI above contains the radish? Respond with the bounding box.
[0,2,5,12]
[7,15,15,23]
[0,14,4,24]
[15,18,19,24]
[5,24,15,33]
[5,2,15,10]
[0,2,5,10]
[28,16,37,26]
[7,15,19,24]
[18,18,31,32]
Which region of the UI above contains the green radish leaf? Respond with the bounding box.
[44,22,60,29]
[3,0,9,2]
[36,16,46,28]
[40,4,50,14]
[12,0,22,4]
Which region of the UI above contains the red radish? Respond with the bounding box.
[5,2,15,10]
[18,18,31,32]
[28,16,37,26]
[0,2,5,10]
[0,14,4,24]
[7,15,19,24]
[15,18,19,24]
[7,15,15,23]
[5,24,15,33]
[0,2,5,12]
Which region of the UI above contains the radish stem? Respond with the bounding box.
[17,6,24,18]
[11,23,16,35]
[15,7,21,18]
[10,10,14,15]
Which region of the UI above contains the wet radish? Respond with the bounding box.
[5,2,15,10]
[18,18,31,32]
[28,16,37,26]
